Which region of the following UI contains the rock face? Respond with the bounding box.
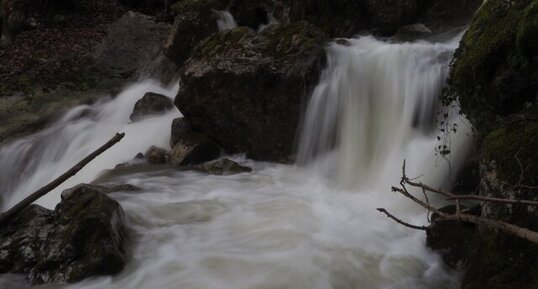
[164,0,228,67]
[130,92,174,121]
[0,185,126,284]
[175,22,327,161]
[417,0,483,33]
[194,158,252,175]
[433,1,538,288]
[448,0,538,133]
[170,132,221,166]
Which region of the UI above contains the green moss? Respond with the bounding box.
[449,0,538,134]
[483,121,538,185]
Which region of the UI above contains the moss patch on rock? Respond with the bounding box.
[483,120,538,186]
[449,0,538,134]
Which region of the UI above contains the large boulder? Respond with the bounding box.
[448,0,538,134]
[0,185,126,284]
[164,0,228,67]
[175,22,327,161]
[130,92,174,122]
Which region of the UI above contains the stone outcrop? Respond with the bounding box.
[175,22,327,161]
[130,92,174,122]
[432,1,538,288]
[448,0,538,134]
[0,185,126,284]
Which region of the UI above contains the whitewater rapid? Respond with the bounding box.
[0,34,471,289]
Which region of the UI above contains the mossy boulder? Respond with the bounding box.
[164,0,229,67]
[175,22,327,161]
[0,185,126,284]
[449,0,538,134]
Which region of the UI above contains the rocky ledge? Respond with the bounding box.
[0,185,127,285]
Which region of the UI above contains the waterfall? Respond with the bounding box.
[0,80,180,210]
[215,10,238,31]
[0,35,472,289]
[297,35,470,190]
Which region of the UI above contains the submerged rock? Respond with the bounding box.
[170,132,221,166]
[175,22,327,161]
[130,92,174,122]
[0,185,126,284]
[144,145,170,164]
[194,158,252,175]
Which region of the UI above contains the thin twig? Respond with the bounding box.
[377,208,429,230]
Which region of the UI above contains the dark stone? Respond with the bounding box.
[170,132,221,166]
[170,117,193,147]
[0,185,126,284]
[175,22,327,161]
[164,0,228,67]
[144,145,170,164]
[426,205,477,269]
[130,92,174,122]
[194,158,252,175]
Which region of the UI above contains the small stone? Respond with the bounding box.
[195,158,252,175]
[130,92,174,122]
[145,146,170,164]
[170,133,221,166]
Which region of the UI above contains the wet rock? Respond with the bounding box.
[170,132,221,166]
[175,22,327,161]
[170,117,193,147]
[194,158,252,175]
[130,92,174,122]
[449,0,538,134]
[0,185,126,284]
[164,0,227,67]
[426,205,477,269]
[145,145,170,164]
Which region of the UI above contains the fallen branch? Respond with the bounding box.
[447,195,538,207]
[380,160,538,245]
[0,133,125,225]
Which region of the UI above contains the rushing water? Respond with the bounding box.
[0,34,472,289]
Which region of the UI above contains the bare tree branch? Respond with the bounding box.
[0,133,125,225]
[377,208,429,230]
[381,160,538,244]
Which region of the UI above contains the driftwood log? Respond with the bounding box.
[0,132,125,225]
